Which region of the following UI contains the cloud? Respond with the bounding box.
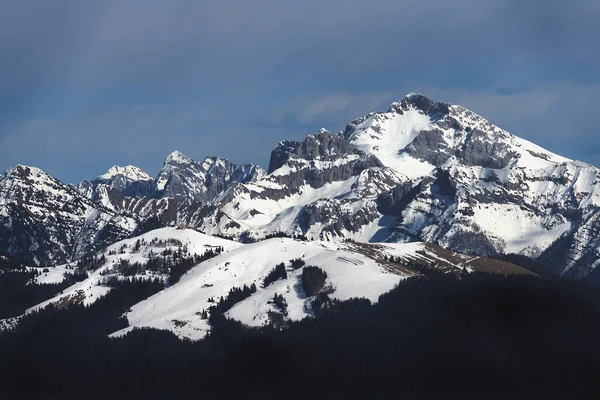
[0,0,598,182]
[3,0,597,92]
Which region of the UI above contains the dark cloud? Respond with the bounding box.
[0,0,598,182]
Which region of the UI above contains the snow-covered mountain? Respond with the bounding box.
[340,94,600,276]
[189,94,600,278]
[0,165,138,266]
[156,151,265,204]
[77,164,178,231]
[78,152,265,216]
[181,129,405,240]
[1,227,531,338]
[79,165,158,210]
[0,153,264,266]
[2,93,600,278]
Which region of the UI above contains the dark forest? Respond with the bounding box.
[1,264,600,399]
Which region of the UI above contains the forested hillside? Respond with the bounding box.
[1,272,599,399]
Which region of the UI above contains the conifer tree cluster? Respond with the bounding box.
[289,258,305,270]
[264,232,309,241]
[63,268,89,283]
[267,293,289,329]
[75,254,106,271]
[271,293,288,316]
[168,247,223,285]
[262,263,287,287]
[301,266,327,296]
[204,284,257,324]
[0,257,86,319]
[99,245,224,285]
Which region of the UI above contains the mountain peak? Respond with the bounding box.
[98,165,153,182]
[388,93,450,116]
[165,150,192,164]
[202,156,228,167]
[2,164,50,181]
[388,92,427,108]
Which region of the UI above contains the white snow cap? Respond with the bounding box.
[99,165,153,181]
[165,150,192,164]
[4,164,45,176]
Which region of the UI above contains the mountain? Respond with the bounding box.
[78,164,178,230]
[156,150,265,204]
[78,152,265,216]
[2,93,600,279]
[342,94,599,277]
[0,152,263,266]
[182,129,406,240]
[0,165,137,266]
[1,227,531,338]
[79,165,157,210]
[190,94,600,278]
[115,234,530,340]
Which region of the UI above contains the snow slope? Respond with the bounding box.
[10,228,240,318]
[1,226,531,337]
[344,106,435,179]
[99,165,153,182]
[112,236,531,340]
[111,238,417,340]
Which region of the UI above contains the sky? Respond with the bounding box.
[0,0,598,183]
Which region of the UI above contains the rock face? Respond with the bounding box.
[181,129,405,240]
[156,151,264,204]
[338,93,600,276]
[267,130,384,189]
[3,93,600,278]
[0,165,137,266]
[77,164,177,231]
[79,165,157,211]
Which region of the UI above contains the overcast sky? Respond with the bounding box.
[1,0,598,183]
